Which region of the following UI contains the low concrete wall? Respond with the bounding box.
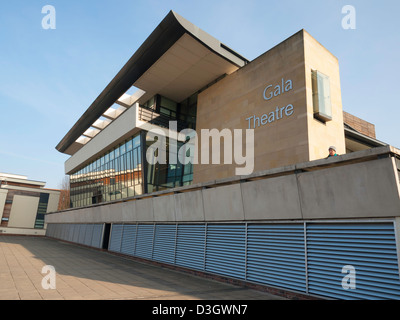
[46,146,400,224]
[0,227,46,236]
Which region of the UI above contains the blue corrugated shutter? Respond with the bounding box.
[121,224,137,256]
[91,224,104,248]
[46,224,53,237]
[247,224,306,292]
[175,224,206,270]
[67,224,74,242]
[307,222,400,300]
[78,224,86,244]
[56,224,61,239]
[109,224,123,252]
[135,224,154,259]
[153,224,177,264]
[205,224,246,280]
[61,224,67,240]
[84,224,94,246]
[72,224,79,243]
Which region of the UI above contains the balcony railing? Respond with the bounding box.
[138,105,189,131]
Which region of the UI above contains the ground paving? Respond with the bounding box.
[0,235,286,301]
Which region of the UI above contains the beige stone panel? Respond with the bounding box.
[135,198,154,222]
[121,201,137,222]
[175,190,205,221]
[46,192,60,213]
[153,194,176,222]
[303,31,346,160]
[8,195,40,228]
[298,157,400,219]
[202,184,245,221]
[241,175,302,220]
[194,30,310,184]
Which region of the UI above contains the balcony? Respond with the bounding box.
[138,104,190,132]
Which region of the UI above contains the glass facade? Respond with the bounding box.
[69,93,198,208]
[146,137,194,193]
[145,93,197,193]
[70,133,143,208]
[34,193,49,229]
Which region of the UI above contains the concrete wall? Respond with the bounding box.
[0,227,46,236]
[46,146,400,224]
[8,195,40,228]
[47,192,61,213]
[0,189,7,221]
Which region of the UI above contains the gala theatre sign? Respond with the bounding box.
[245,78,295,129]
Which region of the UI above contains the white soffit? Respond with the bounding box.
[134,33,239,103]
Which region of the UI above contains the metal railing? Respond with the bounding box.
[138,105,188,131]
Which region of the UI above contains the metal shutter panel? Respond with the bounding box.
[307,223,400,300]
[121,224,137,256]
[153,224,177,264]
[175,224,206,270]
[109,224,123,252]
[135,224,154,259]
[78,224,87,244]
[84,224,94,246]
[91,224,104,249]
[72,224,80,243]
[57,224,63,239]
[247,224,306,292]
[68,224,74,242]
[205,224,246,280]
[46,224,54,237]
[60,224,67,240]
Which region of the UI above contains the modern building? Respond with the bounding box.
[0,173,60,235]
[55,11,386,209]
[47,11,400,300]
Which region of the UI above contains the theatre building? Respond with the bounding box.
[47,11,400,300]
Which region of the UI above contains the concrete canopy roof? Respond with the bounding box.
[56,10,249,155]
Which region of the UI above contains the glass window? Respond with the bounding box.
[69,132,144,208]
[126,139,133,152]
[160,96,177,112]
[120,143,126,155]
[133,136,140,148]
[312,70,332,122]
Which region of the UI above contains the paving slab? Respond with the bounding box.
[0,235,286,301]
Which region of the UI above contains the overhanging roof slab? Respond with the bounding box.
[56,10,248,155]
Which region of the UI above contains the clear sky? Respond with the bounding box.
[0,0,399,189]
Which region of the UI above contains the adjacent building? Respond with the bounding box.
[0,173,60,235]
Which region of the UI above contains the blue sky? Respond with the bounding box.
[0,0,399,189]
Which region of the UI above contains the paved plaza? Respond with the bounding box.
[0,235,286,300]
